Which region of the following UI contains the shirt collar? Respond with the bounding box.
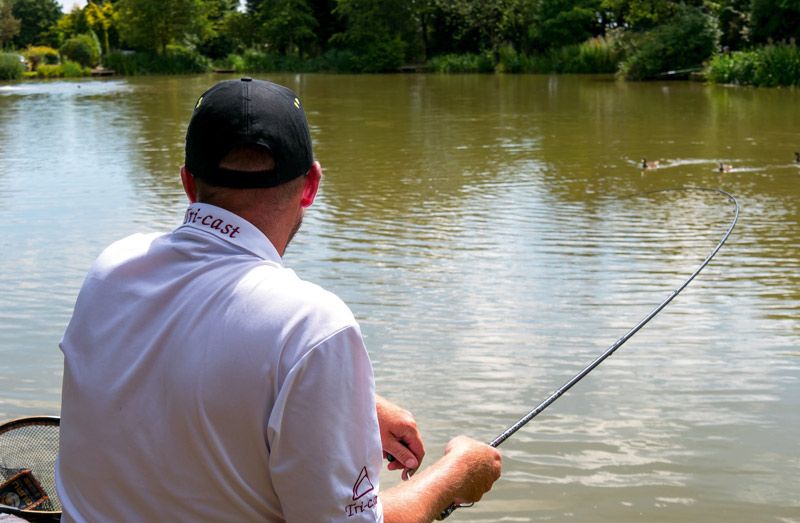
[175,202,283,264]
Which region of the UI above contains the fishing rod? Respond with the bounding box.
[437,187,739,520]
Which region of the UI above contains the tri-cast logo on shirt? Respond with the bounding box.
[183,206,241,239]
[345,466,377,517]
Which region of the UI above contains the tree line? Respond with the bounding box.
[1,0,799,79]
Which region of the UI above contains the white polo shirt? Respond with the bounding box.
[57,202,384,522]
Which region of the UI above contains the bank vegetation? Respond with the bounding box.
[1,0,799,87]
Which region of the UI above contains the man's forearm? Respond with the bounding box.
[380,452,464,523]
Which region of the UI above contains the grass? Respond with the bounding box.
[707,41,800,87]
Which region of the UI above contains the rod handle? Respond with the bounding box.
[436,502,458,520]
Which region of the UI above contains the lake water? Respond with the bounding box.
[1,73,798,521]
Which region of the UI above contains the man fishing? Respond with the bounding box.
[56,77,501,521]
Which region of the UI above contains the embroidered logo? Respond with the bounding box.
[183,206,241,239]
[352,467,374,500]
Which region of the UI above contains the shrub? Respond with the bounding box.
[428,51,495,73]
[60,33,101,68]
[103,50,139,75]
[573,36,620,73]
[33,61,90,78]
[497,36,621,74]
[497,43,522,73]
[238,49,300,72]
[24,46,59,71]
[35,64,61,77]
[61,60,91,77]
[213,53,244,72]
[620,6,721,80]
[159,45,211,74]
[313,49,360,73]
[707,42,800,87]
[356,35,407,73]
[103,46,211,75]
[0,54,25,80]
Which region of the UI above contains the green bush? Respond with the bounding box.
[313,49,360,73]
[102,50,137,75]
[215,48,383,74]
[103,46,211,75]
[573,36,620,73]
[240,49,305,72]
[213,53,244,72]
[620,6,720,80]
[35,64,61,77]
[0,54,26,80]
[24,46,59,71]
[356,35,407,73]
[707,42,800,87]
[428,51,495,73]
[492,36,621,74]
[497,43,523,73]
[60,33,101,68]
[61,60,91,77]
[32,61,91,78]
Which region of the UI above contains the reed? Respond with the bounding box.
[708,41,800,87]
[429,37,620,74]
[540,36,620,74]
[427,51,495,73]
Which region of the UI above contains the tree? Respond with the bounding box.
[601,0,705,29]
[10,0,62,48]
[194,0,238,58]
[0,0,21,49]
[331,0,415,70]
[749,0,800,44]
[307,0,343,54]
[425,0,527,58]
[620,4,720,79]
[529,0,604,51]
[52,5,91,44]
[252,0,317,56]
[116,0,210,54]
[85,1,116,56]
[60,31,101,66]
[218,9,259,50]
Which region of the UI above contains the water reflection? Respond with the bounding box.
[1,74,798,522]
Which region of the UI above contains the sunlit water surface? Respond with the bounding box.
[1,74,798,521]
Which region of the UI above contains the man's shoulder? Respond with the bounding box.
[92,232,168,271]
[246,265,353,318]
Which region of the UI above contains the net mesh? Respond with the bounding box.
[0,419,61,512]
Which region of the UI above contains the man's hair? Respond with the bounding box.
[195,145,306,206]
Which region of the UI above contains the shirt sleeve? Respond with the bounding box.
[267,325,384,522]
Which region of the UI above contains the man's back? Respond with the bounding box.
[57,203,383,521]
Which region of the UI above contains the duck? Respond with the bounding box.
[641,157,659,169]
[794,151,799,163]
[718,162,732,172]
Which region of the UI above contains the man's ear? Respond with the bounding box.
[300,161,322,208]
[181,165,198,204]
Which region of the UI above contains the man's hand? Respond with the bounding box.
[443,436,502,505]
[375,394,425,479]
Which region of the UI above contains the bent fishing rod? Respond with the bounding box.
[438,187,739,520]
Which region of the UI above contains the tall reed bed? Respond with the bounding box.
[427,36,620,74]
[708,41,800,87]
[528,36,620,74]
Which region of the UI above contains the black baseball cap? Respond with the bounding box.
[185,77,313,188]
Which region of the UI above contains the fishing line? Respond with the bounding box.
[438,187,739,520]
